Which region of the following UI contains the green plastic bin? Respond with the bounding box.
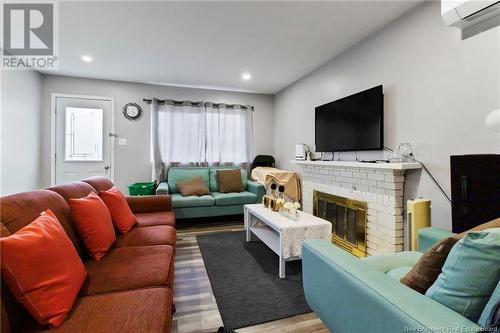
[128,181,157,196]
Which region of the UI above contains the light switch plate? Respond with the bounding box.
[118,138,127,146]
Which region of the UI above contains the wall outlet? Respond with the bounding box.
[118,138,127,146]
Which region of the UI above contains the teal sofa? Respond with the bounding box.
[156,167,265,219]
[302,227,483,333]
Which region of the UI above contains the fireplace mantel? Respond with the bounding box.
[293,159,421,256]
[291,160,422,171]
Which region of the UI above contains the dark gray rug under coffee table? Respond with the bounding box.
[196,231,311,329]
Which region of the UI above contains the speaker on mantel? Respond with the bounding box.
[295,144,306,160]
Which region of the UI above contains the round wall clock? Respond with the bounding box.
[123,102,143,121]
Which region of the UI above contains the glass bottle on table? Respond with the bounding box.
[270,183,277,197]
[278,185,285,199]
[276,185,285,211]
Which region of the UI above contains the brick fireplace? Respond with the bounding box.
[292,160,421,256]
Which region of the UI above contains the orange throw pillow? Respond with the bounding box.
[99,186,136,233]
[0,209,86,328]
[68,192,116,260]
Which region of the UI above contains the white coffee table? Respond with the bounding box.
[244,204,332,279]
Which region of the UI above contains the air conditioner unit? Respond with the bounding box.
[442,0,500,38]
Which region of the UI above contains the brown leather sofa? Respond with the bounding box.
[0,177,176,333]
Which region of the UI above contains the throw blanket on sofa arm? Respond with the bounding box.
[251,167,301,202]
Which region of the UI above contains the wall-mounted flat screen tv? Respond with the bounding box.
[315,85,383,152]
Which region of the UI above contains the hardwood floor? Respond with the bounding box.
[171,219,330,333]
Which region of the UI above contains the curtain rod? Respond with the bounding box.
[142,98,254,111]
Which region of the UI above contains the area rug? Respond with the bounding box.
[196,231,311,329]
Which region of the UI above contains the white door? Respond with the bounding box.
[54,96,113,184]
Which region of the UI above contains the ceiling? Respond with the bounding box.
[48,1,422,94]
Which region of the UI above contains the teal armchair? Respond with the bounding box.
[302,227,482,333]
[156,167,264,219]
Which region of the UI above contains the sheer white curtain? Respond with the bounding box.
[151,100,206,181]
[151,100,254,181]
[205,103,254,167]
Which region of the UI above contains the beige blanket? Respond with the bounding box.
[251,167,301,202]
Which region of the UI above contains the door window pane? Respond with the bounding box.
[65,107,103,161]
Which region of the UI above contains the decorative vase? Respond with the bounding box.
[270,198,283,212]
[262,195,270,208]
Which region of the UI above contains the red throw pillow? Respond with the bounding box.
[0,209,86,328]
[99,186,136,233]
[68,192,116,260]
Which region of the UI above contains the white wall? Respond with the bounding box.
[1,70,43,195]
[273,2,500,230]
[41,75,274,190]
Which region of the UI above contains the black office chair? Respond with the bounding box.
[251,155,275,171]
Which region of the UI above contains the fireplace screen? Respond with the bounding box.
[313,191,367,257]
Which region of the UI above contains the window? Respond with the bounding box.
[151,102,254,180]
[205,106,254,165]
[64,107,103,161]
